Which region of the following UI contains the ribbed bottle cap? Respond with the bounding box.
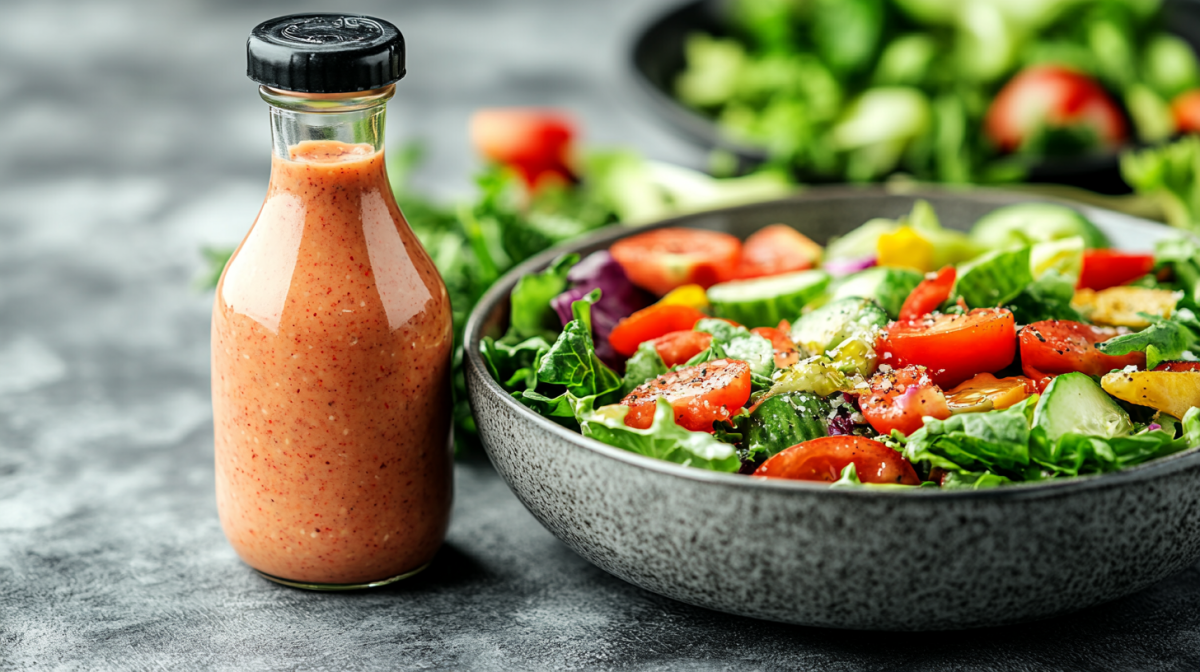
[247,14,404,93]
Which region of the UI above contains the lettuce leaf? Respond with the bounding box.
[509,253,579,340]
[481,335,552,392]
[573,396,742,472]
[535,288,622,400]
[1096,308,1200,370]
[622,341,668,395]
[1029,427,1189,477]
[952,246,1034,308]
[900,396,1038,476]
[1004,270,1082,323]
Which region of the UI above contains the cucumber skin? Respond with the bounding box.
[708,271,831,328]
[745,393,832,458]
[970,203,1110,250]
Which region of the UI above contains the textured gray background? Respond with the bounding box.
[4,0,1200,669]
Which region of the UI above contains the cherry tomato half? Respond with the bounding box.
[898,266,956,321]
[620,358,752,431]
[650,330,713,368]
[1077,249,1155,291]
[610,228,742,296]
[608,304,708,357]
[750,326,800,368]
[985,65,1127,153]
[733,225,822,280]
[858,365,952,436]
[1019,320,1145,380]
[469,108,576,190]
[876,308,1017,388]
[754,436,921,485]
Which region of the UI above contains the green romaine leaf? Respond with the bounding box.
[953,246,1034,308]
[509,253,579,340]
[481,335,553,392]
[622,341,668,395]
[901,396,1038,476]
[938,470,1014,489]
[573,396,742,472]
[1096,310,1198,370]
[1005,270,1082,323]
[1030,427,1190,477]
[536,289,622,400]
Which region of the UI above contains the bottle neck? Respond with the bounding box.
[261,85,394,160]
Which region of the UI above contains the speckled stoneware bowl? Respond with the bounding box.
[464,186,1200,631]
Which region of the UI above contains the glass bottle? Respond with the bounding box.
[212,14,453,590]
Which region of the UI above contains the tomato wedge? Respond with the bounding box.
[469,108,576,190]
[945,373,1035,412]
[754,436,920,485]
[876,308,1017,388]
[1077,250,1155,291]
[898,266,956,321]
[733,225,822,279]
[750,326,800,368]
[858,365,952,436]
[1155,361,1200,372]
[620,359,752,431]
[1019,320,1145,381]
[608,304,708,357]
[610,228,742,296]
[650,330,713,367]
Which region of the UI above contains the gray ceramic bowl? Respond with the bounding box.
[464,186,1200,631]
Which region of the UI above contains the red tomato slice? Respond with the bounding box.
[1077,250,1155,291]
[620,359,752,431]
[876,308,1017,388]
[610,228,742,296]
[1172,89,1200,134]
[733,225,822,280]
[1154,361,1200,372]
[608,304,708,357]
[984,65,1127,153]
[858,365,952,436]
[750,326,800,368]
[898,266,956,321]
[650,330,713,367]
[469,108,576,190]
[1019,320,1145,379]
[754,436,920,485]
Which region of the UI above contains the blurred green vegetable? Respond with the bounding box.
[1122,134,1200,232]
[676,0,1190,184]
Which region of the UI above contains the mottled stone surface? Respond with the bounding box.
[6,0,1200,669]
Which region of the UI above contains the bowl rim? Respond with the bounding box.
[463,184,1200,500]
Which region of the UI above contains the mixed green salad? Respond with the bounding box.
[675,0,1200,183]
[483,199,1200,488]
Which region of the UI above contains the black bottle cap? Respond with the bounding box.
[247,14,405,93]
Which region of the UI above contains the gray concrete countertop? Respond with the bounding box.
[5,0,1200,669]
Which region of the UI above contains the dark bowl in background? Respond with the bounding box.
[629,0,1200,194]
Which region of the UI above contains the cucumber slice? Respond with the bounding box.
[1033,372,1133,441]
[790,297,887,355]
[707,270,830,328]
[970,203,1110,250]
[745,393,832,459]
[830,267,923,318]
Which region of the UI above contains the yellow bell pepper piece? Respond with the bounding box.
[1072,287,1180,328]
[877,226,934,273]
[657,283,710,310]
[1101,370,1200,420]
